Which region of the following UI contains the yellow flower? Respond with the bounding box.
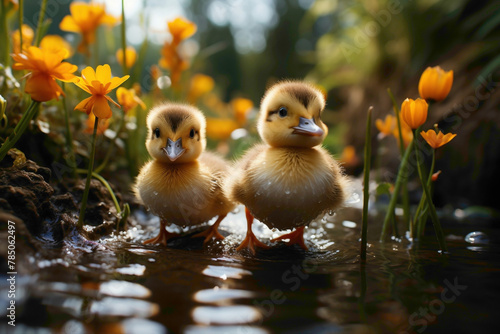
[420,129,457,149]
[401,98,428,130]
[40,35,74,59]
[232,98,253,125]
[116,87,146,113]
[168,17,197,45]
[375,115,396,137]
[60,1,118,54]
[187,74,214,103]
[116,46,137,69]
[84,112,109,135]
[418,66,453,101]
[206,118,239,140]
[11,46,77,102]
[11,24,34,53]
[73,65,129,119]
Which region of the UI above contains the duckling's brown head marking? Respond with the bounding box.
[258,81,327,148]
[146,103,206,164]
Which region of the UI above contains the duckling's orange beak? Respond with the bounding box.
[163,138,186,161]
[292,117,324,137]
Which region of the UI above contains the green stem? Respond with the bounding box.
[78,116,99,228]
[361,107,372,263]
[0,100,40,161]
[1,0,9,65]
[34,0,48,46]
[62,83,77,179]
[413,129,447,252]
[121,0,128,76]
[416,149,435,238]
[19,0,24,51]
[94,114,125,174]
[380,139,415,242]
[387,88,410,229]
[76,169,122,215]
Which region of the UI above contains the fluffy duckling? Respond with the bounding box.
[135,103,235,245]
[226,81,346,253]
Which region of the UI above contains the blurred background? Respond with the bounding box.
[16,0,500,212]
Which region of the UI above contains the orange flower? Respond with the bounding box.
[116,87,146,113]
[206,118,239,140]
[116,46,137,69]
[60,1,118,54]
[159,17,197,88]
[232,98,254,125]
[40,35,74,59]
[187,74,214,103]
[11,46,77,102]
[420,129,457,149]
[401,98,428,129]
[84,112,109,135]
[393,126,413,148]
[11,24,34,53]
[73,65,129,119]
[168,17,197,45]
[340,145,359,167]
[418,66,453,101]
[375,114,396,137]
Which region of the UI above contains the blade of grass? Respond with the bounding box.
[34,0,48,46]
[361,106,372,263]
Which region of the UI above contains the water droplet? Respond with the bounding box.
[328,210,335,216]
[285,190,291,195]
[465,231,489,245]
[153,191,159,196]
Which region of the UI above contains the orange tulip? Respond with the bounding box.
[116,87,146,113]
[11,46,77,102]
[40,35,74,59]
[232,98,254,125]
[60,1,118,54]
[74,65,129,119]
[401,98,428,129]
[420,129,457,149]
[375,114,396,137]
[168,17,197,45]
[116,46,137,69]
[418,66,453,101]
[392,126,413,148]
[11,24,34,53]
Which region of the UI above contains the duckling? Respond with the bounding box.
[135,103,235,245]
[226,81,346,253]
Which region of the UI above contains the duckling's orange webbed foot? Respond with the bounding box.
[144,221,178,246]
[236,208,270,254]
[271,226,308,250]
[193,214,226,244]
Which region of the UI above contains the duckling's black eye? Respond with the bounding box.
[189,129,195,138]
[154,128,160,138]
[278,107,288,118]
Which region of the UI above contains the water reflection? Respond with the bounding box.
[194,288,255,304]
[202,265,252,279]
[90,297,159,318]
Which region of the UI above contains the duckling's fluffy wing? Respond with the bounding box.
[224,144,267,205]
[199,151,236,214]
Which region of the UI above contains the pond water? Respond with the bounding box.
[2,195,499,334]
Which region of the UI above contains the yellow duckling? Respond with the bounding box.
[135,103,235,245]
[226,81,346,253]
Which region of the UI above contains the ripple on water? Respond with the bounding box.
[194,288,255,304]
[99,280,151,298]
[115,264,146,276]
[202,265,252,280]
[184,325,269,334]
[90,297,159,318]
[192,305,262,325]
